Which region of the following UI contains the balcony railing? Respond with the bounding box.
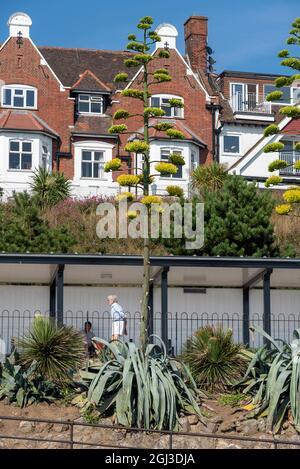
[230,92,272,114]
[279,151,300,175]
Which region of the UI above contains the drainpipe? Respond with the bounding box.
[206,103,222,163]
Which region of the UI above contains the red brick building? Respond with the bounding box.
[0,12,217,198]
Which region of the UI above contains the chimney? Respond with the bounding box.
[7,12,32,38]
[184,16,208,72]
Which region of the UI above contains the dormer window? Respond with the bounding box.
[2,85,37,109]
[78,94,104,114]
[150,94,184,118]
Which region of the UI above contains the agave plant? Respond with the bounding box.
[237,325,300,433]
[81,337,204,431]
[18,316,85,384]
[181,326,248,393]
[30,167,71,208]
[0,353,61,408]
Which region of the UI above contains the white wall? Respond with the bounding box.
[220,124,265,169]
[0,132,52,199]
[1,285,299,353]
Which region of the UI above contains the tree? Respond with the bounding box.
[105,16,185,352]
[262,18,300,215]
[191,162,228,198]
[30,167,72,209]
[0,191,75,253]
[161,176,279,257]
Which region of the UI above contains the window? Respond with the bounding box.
[224,135,240,154]
[9,140,32,170]
[81,150,105,178]
[293,87,300,104]
[230,83,257,112]
[279,140,300,175]
[264,85,292,104]
[191,151,199,170]
[150,95,183,118]
[42,145,49,169]
[2,85,37,109]
[160,149,183,178]
[78,94,104,114]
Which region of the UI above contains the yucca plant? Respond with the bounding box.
[181,326,248,393]
[237,325,300,434]
[30,167,71,208]
[191,162,228,197]
[18,316,85,384]
[81,337,204,431]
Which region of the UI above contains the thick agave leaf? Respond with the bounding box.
[266,368,291,430]
[250,325,284,352]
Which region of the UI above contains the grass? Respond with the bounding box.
[218,392,248,408]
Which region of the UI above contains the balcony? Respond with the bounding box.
[279,151,300,176]
[229,92,274,121]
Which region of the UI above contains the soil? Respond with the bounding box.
[0,399,299,449]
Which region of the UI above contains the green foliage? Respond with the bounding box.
[264,124,279,137]
[108,124,128,134]
[287,37,297,45]
[114,73,129,83]
[200,176,278,257]
[277,50,289,58]
[104,158,122,173]
[168,153,185,166]
[113,109,131,120]
[124,59,140,68]
[124,141,150,153]
[279,106,300,118]
[153,122,174,131]
[295,142,300,151]
[0,353,61,408]
[158,50,170,59]
[82,338,204,431]
[122,88,144,100]
[144,107,166,117]
[133,54,153,64]
[166,129,185,139]
[264,142,285,153]
[218,392,247,407]
[169,98,184,108]
[153,72,171,82]
[139,16,153,25]
[166,185,184,198]
[18,316,85,384]
[127,42,147,52]
[191,162,228,196]
[181,326,248,393]
[148,31,161,42]
[265,175,283,187]
[265,90,283,102]
[280,58,300,70]
[237,326,300,433]
[275,76,292,87]
[0,192,75,254]
[128,34,136,41]
[30,167,71,209]
[268,160,288,172]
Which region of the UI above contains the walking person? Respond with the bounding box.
[107,295,127,341]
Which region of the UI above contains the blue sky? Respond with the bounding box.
[1,0,299,74]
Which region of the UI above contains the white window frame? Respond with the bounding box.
[191,151,199,171]
[160,148,184,179]
[263,84,300,105]
[78,94,104,115]
[81,149,105,179]
[42,144,49,169]
[230,83,259,112]
[8,139,33,171]
[150,94,184,118]
[223,134,241,155]
[1,85,37,109]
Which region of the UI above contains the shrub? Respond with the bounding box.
[237,326,300,433]
[81,338,204,431]
[18,316,85,384]
[181,326,248,393]
[30,167,71,208]
[166,185,184,198]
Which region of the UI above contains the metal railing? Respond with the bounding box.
[1,310,300,356]
[230,92,272,114]
[0,414,300,449]
[279,151,300,175]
